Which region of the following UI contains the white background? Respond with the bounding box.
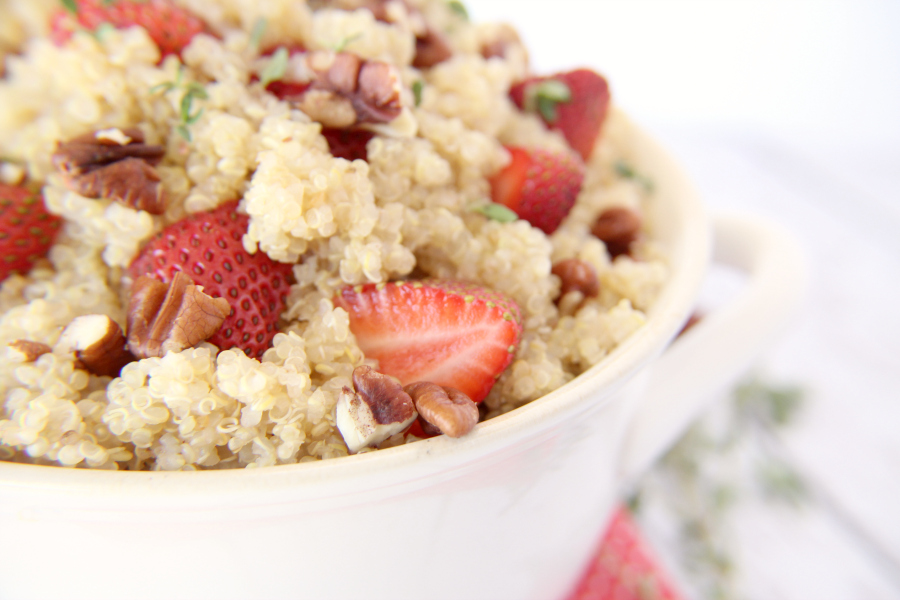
[469,0,900,141]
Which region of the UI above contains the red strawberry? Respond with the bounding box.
[334,280,522,403]
[264,79,311,101]
[489,146,585,235]
[322,128,375,162]
[510,69,610,161]
[127,201,294,359]
[566,507,683,600]
[0,184,63,281]
[50,0,206,58]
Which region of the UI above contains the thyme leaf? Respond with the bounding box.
[524,79,571,124]
[471,202,518,223]
[334,33,363,53]
[259,47,289,87]
[447,0,469,20]
[614,160,655,192]
[412,80,424,107]
[249,17,267,53]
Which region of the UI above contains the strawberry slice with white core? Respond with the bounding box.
[334,280,522,403]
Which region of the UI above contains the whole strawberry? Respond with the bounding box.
[50,0,206,58]
[510,69,610,161]
[334,280,522,403]
[489,146,585,235]
[0,184,63,281]
[127,201,294,359]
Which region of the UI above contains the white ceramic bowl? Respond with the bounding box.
[0,122,805,600]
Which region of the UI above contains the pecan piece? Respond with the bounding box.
[413,29,452,69]
[552,258,600,313]
[126,272,231,359]
[591,206,642,259]
[9,340,52,362]
[297,51,403,127]
[52,128,167,214]
[404,382,479,438]
[56,314,135,377]
[335,365,417,453]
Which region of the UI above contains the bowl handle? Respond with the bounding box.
[617,213,807,487]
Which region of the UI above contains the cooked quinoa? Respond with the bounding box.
[0,0,667,470]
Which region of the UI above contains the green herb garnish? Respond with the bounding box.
[756,459,807,505]
[334,32,363,53]
[471,202,518,223]
[61,0,79,15]
[447,0,469,20]
[614,160,655,192]
[249,17,267,53]
[150,68,208,142]
[149,66,184,95]
[179,83,208,141]
[524,79,571,123]
[92,22,116,41]
[259,47,289,87]
[412,80,424,107]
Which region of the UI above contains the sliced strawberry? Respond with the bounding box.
[334,280,522,403]
[489,146,585,235]
[127,201,294,359]
[510,69,611,161]
[264,79,311,101]
[50,0,206,58]
[322,128,375,162]
[0,184,63,282]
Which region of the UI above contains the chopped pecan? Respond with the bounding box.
[552,258,600,312]
[126,272,231,359]
[297,51,403,127]
[404,382,479,438]
[335,365,417,453]
[9,340,52,362]
[52,128,167,214]
[413,29,452,69]
[591,206,642,259]
[56,314,135,377]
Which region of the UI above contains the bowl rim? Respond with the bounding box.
[0,115,711,502]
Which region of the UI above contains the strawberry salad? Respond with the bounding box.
[0,0,666,470]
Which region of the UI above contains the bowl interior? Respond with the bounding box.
[0,114,710,503]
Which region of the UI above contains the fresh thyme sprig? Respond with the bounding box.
[614,160,655,193]
[150,67,209,142]
[630,376,808,600]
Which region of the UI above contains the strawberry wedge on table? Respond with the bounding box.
[510,69,611,161]
[490,146,585,235]
[334,281,523,403]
